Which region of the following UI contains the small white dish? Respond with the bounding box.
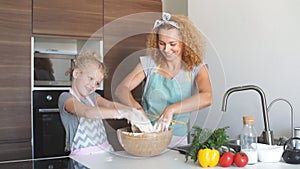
[256,143,284,162]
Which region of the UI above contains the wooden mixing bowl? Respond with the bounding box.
[117,127,173,157]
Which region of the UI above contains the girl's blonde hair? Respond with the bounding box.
[66,51,108,78]
[147,14,205,71]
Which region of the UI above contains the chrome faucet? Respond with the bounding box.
[221,85,273,145]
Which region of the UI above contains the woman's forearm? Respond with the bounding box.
[115,85,130,105]
[115,85,140,108]
[115,63,146,109]
[170,92,212,115]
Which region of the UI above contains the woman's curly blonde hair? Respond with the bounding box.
[146,14,205,71]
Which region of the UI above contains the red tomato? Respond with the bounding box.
[234,152,249,167]
[219,152,235,167]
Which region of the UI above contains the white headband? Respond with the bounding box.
[153,12,180,29]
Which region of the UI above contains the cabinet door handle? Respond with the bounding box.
[38,108,59,113]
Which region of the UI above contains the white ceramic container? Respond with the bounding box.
[256,143,284,163]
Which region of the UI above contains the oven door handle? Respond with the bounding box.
[38,108,59,113]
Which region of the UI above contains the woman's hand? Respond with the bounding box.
[154,106,177,131]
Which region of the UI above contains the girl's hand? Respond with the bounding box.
[117,108,149,123]
[128,108,150,124]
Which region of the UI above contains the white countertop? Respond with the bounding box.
[71,150,300,169]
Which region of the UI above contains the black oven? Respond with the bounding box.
[33,90,70,158]
[33,89,105,158]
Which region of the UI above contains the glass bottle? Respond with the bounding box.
[240,116,258,164]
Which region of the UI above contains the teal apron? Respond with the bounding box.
[142,67,192,136]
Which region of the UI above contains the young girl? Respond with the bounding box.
[58,51,148,155]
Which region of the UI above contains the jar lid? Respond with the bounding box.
[243,116,254,124]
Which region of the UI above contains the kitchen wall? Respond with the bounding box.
[187,0,300,139]
[162,0,187,16]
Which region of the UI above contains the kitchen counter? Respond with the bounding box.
[71,150,300,169]
[0,150,298,169]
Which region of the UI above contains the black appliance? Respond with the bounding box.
[0,157,88,169]
[33,90,104,158]
[33,90,69,158]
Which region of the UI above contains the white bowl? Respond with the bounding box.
[257,143,284,162]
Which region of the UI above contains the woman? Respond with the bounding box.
[115,13,212,147]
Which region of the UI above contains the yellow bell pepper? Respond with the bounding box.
[197,148,220,168]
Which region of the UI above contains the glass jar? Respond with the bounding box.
[240,116,258,164]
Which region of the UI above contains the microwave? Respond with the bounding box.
[34,50,76,87]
